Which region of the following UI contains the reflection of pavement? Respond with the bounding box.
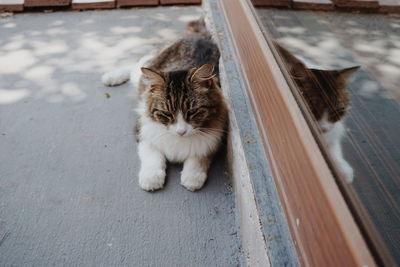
[0,8,240,266]
[258,10,400,102]
[257,8,400,263]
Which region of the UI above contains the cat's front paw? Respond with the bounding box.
[139,168,165,191]
[340,161,354,183]
[334,157,354,183]
[180,170,207,191]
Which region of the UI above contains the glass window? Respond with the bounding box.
[254,6,400,265]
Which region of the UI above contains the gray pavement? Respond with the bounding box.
[0,8,240,267]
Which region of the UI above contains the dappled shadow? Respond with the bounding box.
[257,9,400,101]
[0,7,201,104]
[322,12,400,102]
[257,10,357,68]
[0,7,240,267]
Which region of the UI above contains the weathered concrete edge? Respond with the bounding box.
[203,0,300,266]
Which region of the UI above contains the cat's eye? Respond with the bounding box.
[153,110,173,122]
[186,108,208,120]
[154,109,172,116]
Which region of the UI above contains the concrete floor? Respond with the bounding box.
[0,8,240,266]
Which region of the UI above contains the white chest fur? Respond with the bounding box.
[319,115,354,183]
[136,102,222,163]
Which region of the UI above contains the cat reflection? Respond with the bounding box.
[276,43,359,183]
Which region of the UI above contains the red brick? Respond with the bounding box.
[293,0,334,10]
[160,0,200,4]
[0,0,24,11]
[117,0,158,7]
[24,0,71,7]
[72,0,115,9]
[379,0,400,13]
[251,0,292,7]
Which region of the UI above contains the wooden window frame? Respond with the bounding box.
[217,0,377,265]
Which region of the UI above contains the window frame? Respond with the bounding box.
[217,0,376,265]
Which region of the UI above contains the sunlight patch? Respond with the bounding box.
[0,89,29,104]
[61,82,86,102]
[178,14,201,23]
[110,26,141,34]
[0,50,36,74]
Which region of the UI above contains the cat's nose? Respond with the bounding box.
[177,129,187,136]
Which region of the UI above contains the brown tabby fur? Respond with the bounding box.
[275,42,359,125]
[137,19,227,140]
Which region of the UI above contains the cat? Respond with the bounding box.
[275,42,359,183]
[103,19,228,191]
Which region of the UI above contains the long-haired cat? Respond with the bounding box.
[103,19,228,191]
[275,42,359,183]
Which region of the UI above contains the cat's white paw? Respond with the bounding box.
[102,68,130,87]
[342,162,354,184]
[180,170,207,191]
[340,161,354,183]
[139,168,165,191]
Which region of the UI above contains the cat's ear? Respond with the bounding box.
[190,64,215,89]
[141,67,165,87]
[190,63,215,81]
[274,42,308,78]
[337,66,360,81]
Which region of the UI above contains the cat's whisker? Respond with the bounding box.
[196,130,219,138]
[197,127,228,134]
[202,128,227,133]
[197,131,221,142]
[206,132,222,138]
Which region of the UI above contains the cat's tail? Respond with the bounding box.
[101,54,154,87]
[129,54,154,86]
[102,66,132,87]
[186,17,211,40]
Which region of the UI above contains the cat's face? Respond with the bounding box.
[294,67,358,132]
[141,64,225,137]
[275,42,359,132]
